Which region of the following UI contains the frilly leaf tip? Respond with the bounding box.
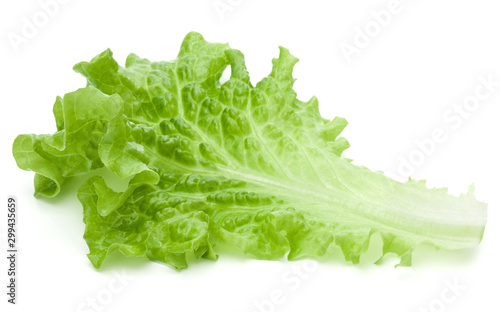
[467,183,476,196]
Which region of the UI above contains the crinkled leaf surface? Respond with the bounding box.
[13,32,487,269]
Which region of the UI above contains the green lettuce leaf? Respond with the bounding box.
[13,32,487,269]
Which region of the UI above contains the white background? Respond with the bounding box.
[1,0,499,311]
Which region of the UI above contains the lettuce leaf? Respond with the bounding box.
[12,32,487,269]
